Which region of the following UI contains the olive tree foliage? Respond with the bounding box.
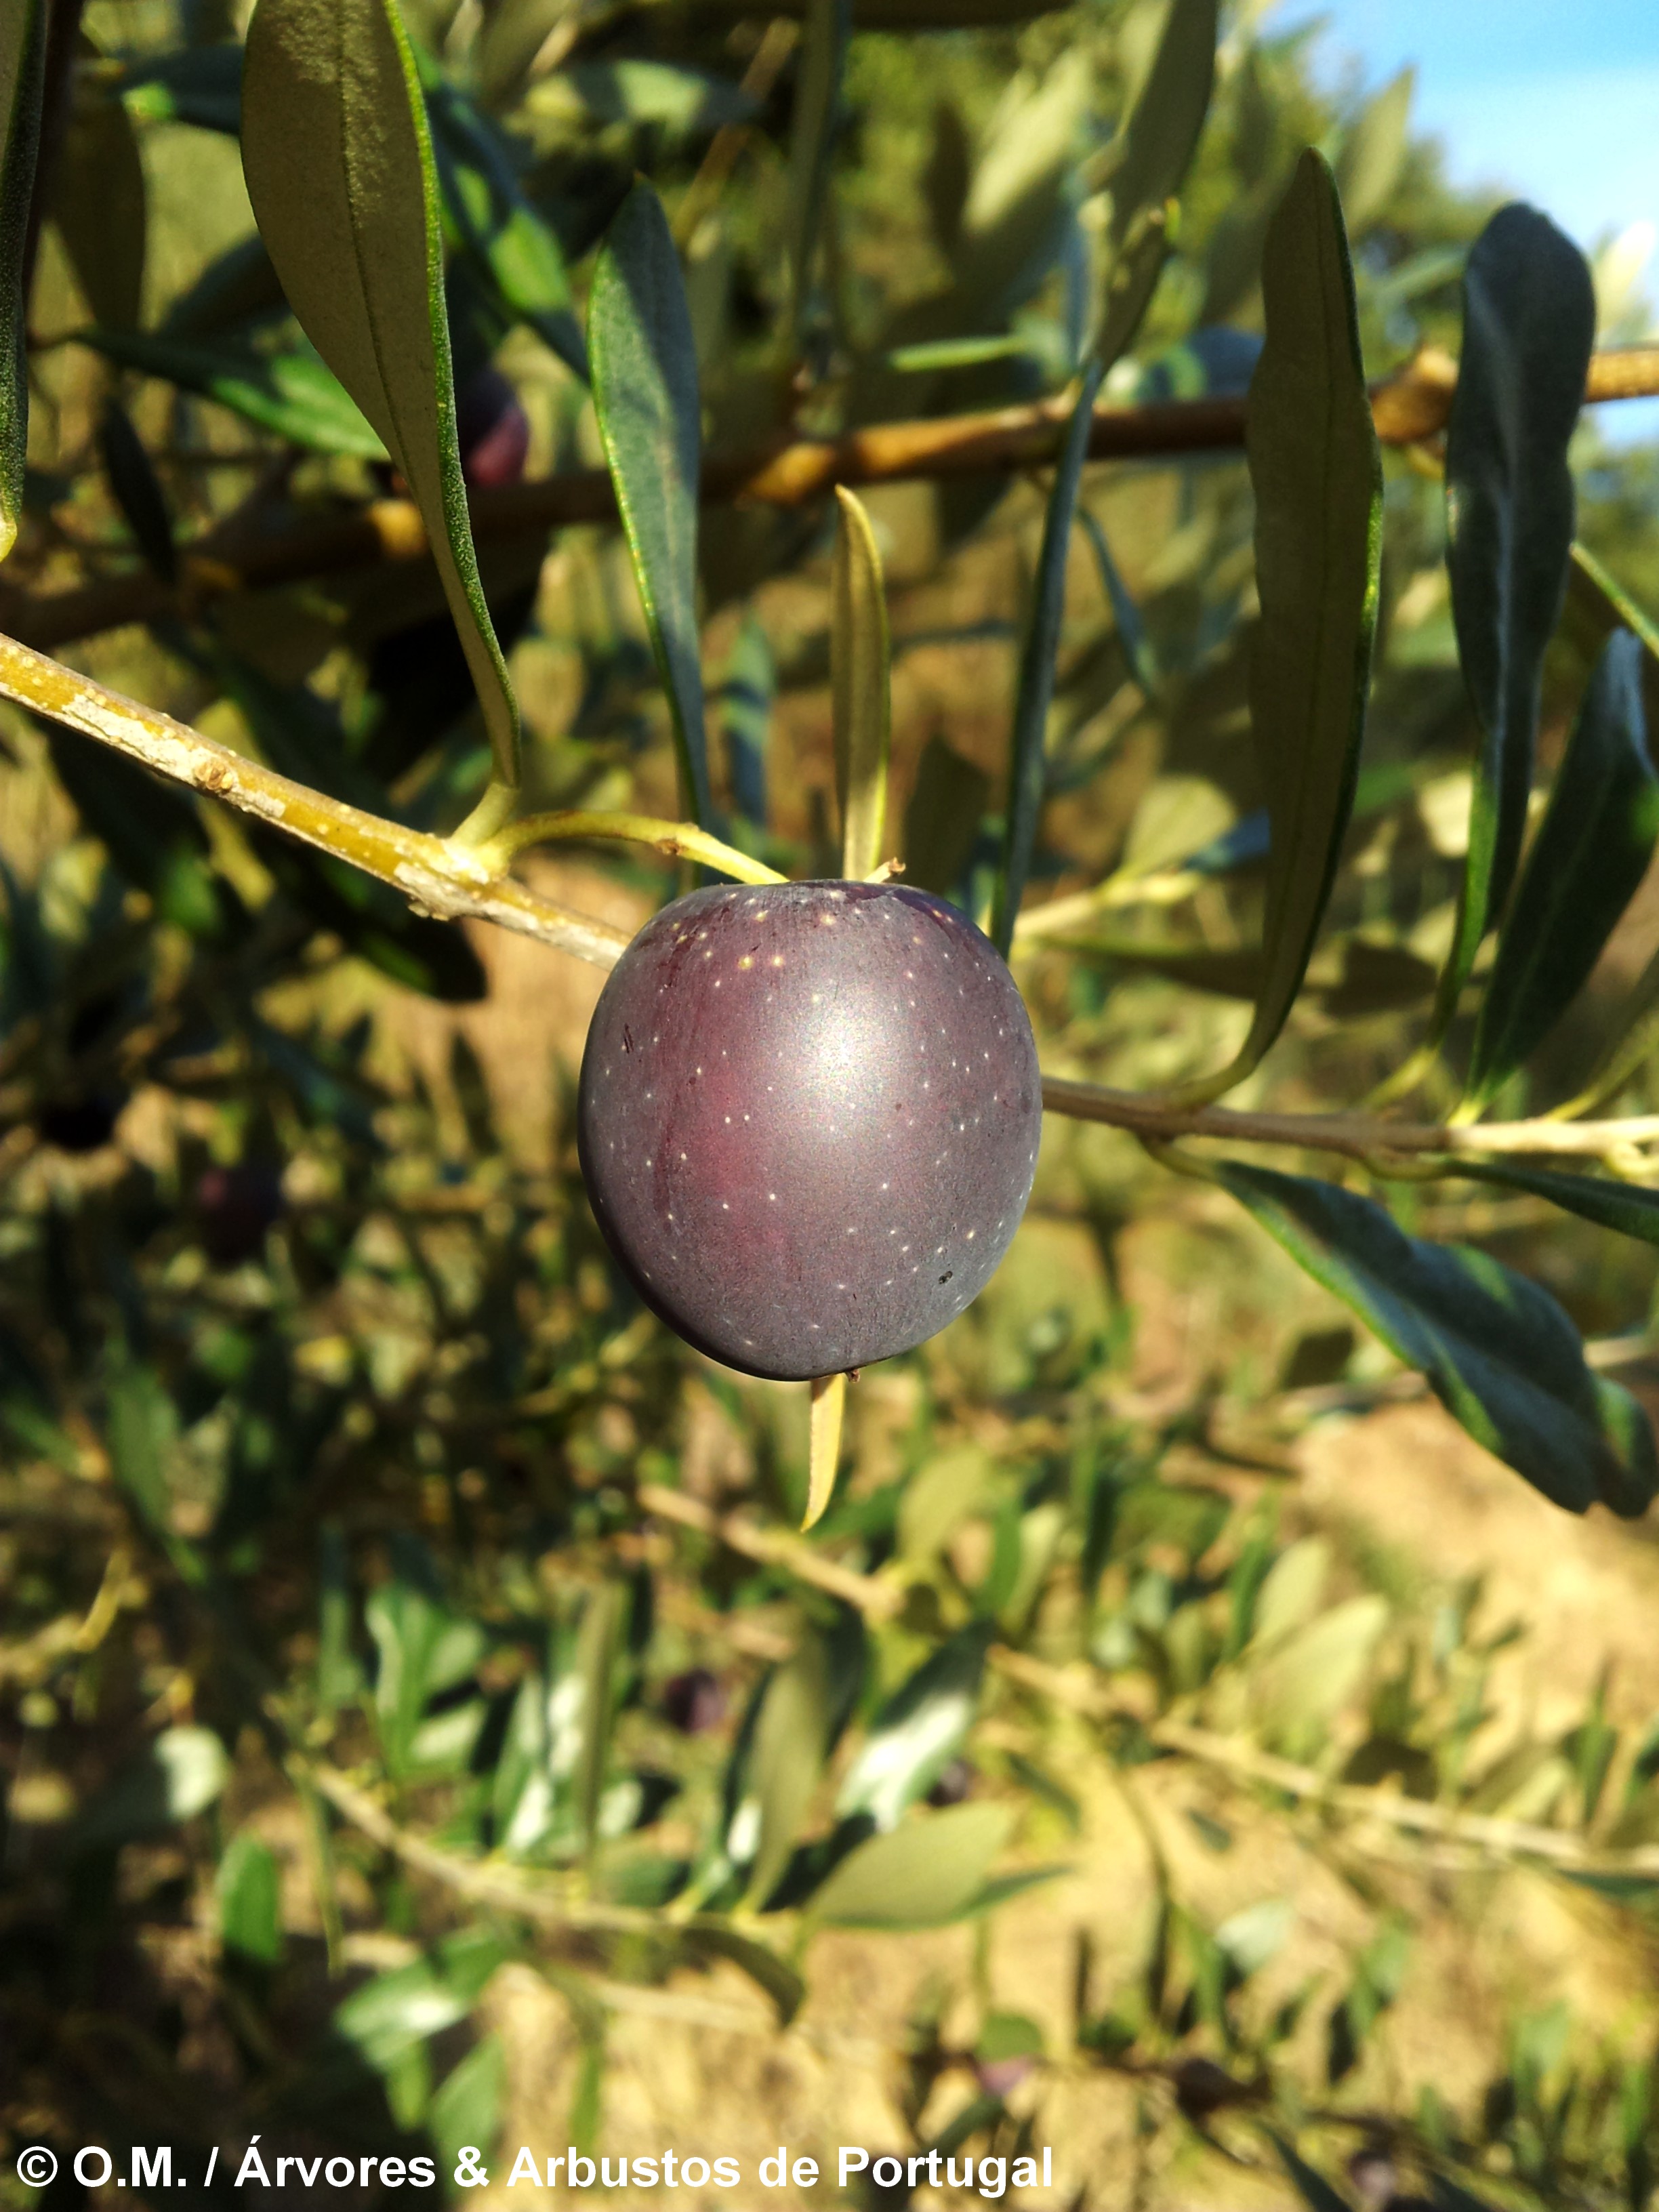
[3,0,1659,2196]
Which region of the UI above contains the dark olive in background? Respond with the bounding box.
[577,880,1042,1380]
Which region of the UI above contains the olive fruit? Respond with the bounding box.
[577,880,1041,1380]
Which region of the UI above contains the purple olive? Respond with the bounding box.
[455,366,530,489]
[577,880,1041,1380]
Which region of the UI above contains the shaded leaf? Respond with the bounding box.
[1268,2131,1353,2212]
[1439,205,1596,1012]
[786,0,851,340]
[1184,148,1380,1100]
[1096,0,1218,367]
[98,398,176,583]
[904,734,989,901]
[0,0,45,560]
[719,610,773,827]
[83,327,386,457]
[589,181,712,827]
[809,1802,1015,1926]
[120,44,243,134]
[680,1925,804,2026]
[571,1582,626,1857]
[832,487,892,876]
[78,1727,228,1849]
[568,60,756,134]
[956,52,1091,323]
[1216,1161,1658,1518]
[54,52,146,329]
[241,0,520,784]
[990,363,1101,954]
[162,231,288,342]
[1456,1160,1659,1251]
[1469,629,1658,1105]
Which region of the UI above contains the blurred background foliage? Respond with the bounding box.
[5,0,1659,2207]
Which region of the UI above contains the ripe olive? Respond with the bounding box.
[577,880,1041,1380]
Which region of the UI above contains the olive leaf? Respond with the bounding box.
[990,362,1101,956]
[1176,148,1380,1103]
[787,0,852,344]
[241,0,521,789]
[1467,630,1658,1107]
[740,1633,832,1906]
[0,0,45,562]
[1332,66,1414,234]
[54,43,146,331]
[1216,1161,1658,1519]
[808,1802,1015,1927]
[589,180,712,829]
[836,1623,991,1830]
[422,70,587,380]
[1454,1160,1659,1250]
[1095,0,1218,369]
[1436,205,1596,1020]
[832,487,893,878]
[81,328,386,457]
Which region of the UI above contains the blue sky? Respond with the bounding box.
[1282,0,1659,250]
[1279,0,1659,434]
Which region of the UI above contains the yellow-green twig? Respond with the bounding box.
[481,809,785,886]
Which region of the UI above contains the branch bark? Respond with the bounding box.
[7,344,1658,653]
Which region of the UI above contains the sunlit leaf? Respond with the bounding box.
[832,487,892,877]
[740,1632,831,1906]
[1437,204,1595,1017]
[990,363,1101,954]
[84,327,386,457]
[588,180,712,827]
[0,0,45,561]
[837,1624,990,1830]
[1468,630,1658,1105]
[78,1727,229,1848]
[241,0,520,785]
[808,1803,1014,1927]
[429,2035,504,2182]
[1179,148,1380,1102]
[1217,1162,1658,1519]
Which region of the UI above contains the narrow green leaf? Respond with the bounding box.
[1332,66,1414,233]
[1216,1161,1658,1519]
[98,399,176,582]
[742,1632,831,1907]
[1094,0,1217,368]
[0,0,45,561]
[119,45,243,134]
[989,363,1101,956]
[680,1925,804,2027]
[55,49,146,331]
[429,2036,505,2184]
[1437,205,1595,1015]
[808,1803,1014,1927]
[1180,148,1380,1102]
[589,181,712,827]
[219,1832,285,1963]
[1267,2133,1353,2212]
[423,71,587,379]
[832,487,892,878]
[837,1624,991,1830]
[904,734,989,901]
[81,327,387,456]
[1455,1160,1659,1251]
[1469,630,1658,1105]
[241,0,520,785]
[572,1582,625,1858]
[787,0,852,343]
